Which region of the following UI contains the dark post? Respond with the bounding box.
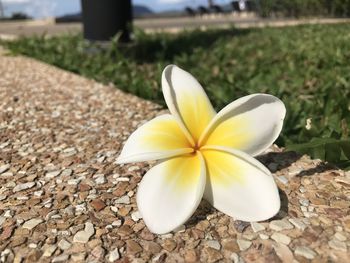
[81,0,132,42]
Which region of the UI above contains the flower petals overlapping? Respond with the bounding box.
[117,65,286,234]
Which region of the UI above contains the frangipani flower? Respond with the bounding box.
[117,65,286,234]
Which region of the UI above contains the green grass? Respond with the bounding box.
[2,24,350,168]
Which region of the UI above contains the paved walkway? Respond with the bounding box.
[0,53,349,262]
[0,16,350,39]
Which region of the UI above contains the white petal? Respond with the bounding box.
[116,114,193,164]
[199,94,286,156]
[162,65,216,142]
[201,146,280,221]
[137,152,206,234]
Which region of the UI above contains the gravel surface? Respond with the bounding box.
[0,53,349,262]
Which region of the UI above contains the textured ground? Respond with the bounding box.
[0,52,349,263]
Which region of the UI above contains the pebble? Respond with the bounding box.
[236,239,252,251]
[131,211,142,222]
[0,217,5,227]
[22,218,43,230]
[251,222,265,232]
[111,220,122,227]
[115,177,130,182]
[13,182,36,193]
[0,195,6,201]
[42,245,57,257]
[58,238,72,250]
[259,234,269,240]
[94,174,106,184]
[273,243,294,263]
[108,248,120,262]
[71,253,86,262]
[45,170,61,179]
[90,199,106,211]
[28,243,37,248]
[52,254,69,263]
[334,232,347,241]
[230,253,244,263]
[328,239,347,252]
[73,222,94,243]
[33,190,43,197]
[206,240,221,250]
[271,232,291,245]
[115,195,130,205]
[269,220,294,231]
[0,164,10,174]
[61,168,73,177]
[289,218,307,231]
[3,210,13,218]
[277,176,289,184]
[67,179,80,185]
[294,246,317,259]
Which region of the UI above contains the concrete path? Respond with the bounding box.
[0,53,349,262]
[0,16,350,39]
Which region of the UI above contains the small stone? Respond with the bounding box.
[144,241,162,254]
[1,172,13,178]
[115,177,129,182]
[13,182,35,193]
[299,198,310,206]
[0,164,10,174]
[128,165,139,172]
[108,248,120,262]
[328,239,347,252]
[294,246,317,259]
[233,220,250,233]
[288,218,306,231]
[68,179,80,185]
[259,234,269,240]
[251,222,265,232]
[71,253,86,262]
[131,211,142,222]
[91,246,105,259]
[334,232,347,241]
[28,243,37,248]
[277,176,288,184]
[52,254,69,263]
[33,190,43,197]
[273,243,294,263]
[58,238,71,250]
[0,195,6,201]
[61,169,73,177]
[45,170,61,179]
[3,210,13,218]
[162,239,177,252]
[90,199,106,211]
[0,226,14,240]
[42,245,57,257]
[205,247,223,262]
[206,240,221,250]
[94,174,106,184]
[73,222,95,243]
[126,240,143,254]
[271,232,291,245]
[184,249,198,263]
[268,163,278,172]
[115,195,130,205]
[22,218,43,230]
[174,224,186,232]
[237,239,252,251]
[111,220,122,227]
[230,253,244,263]
[269,220,294,231]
